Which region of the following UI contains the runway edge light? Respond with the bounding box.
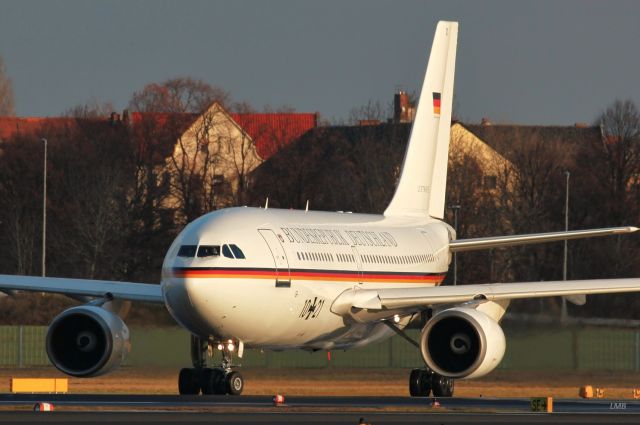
[273,394,285,406]
[33,402,55,412]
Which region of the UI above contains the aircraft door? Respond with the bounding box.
[258,229,291,288]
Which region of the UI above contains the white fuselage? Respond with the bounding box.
[160,207,453,350]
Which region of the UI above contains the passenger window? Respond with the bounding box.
[197,245,220,257]
[178,245,197,258]
[222,244,234,259]
[230,244,246,259]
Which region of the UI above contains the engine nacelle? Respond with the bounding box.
[46,305,130,377]
[420,307,505,379]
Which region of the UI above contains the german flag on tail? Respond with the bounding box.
[433,92,441,116]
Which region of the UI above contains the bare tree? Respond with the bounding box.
[347,99,390,125]
[0,136,40,274]
[0,55,15,115]
[48,122,131,279]
[222,126,261,206]
[596,99,640,223]
[64,99,115,118]
[167,110,225,223]
[129,77,230,113]
[497,131,569,282]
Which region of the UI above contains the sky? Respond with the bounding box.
[1,0,639,125]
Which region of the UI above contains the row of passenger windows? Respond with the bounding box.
[295,251,434,265]
[296,252,355,263]
[177,244,246,259]
[362,253,434,265]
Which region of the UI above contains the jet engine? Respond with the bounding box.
[420,307,505,379]
[46,305,130,377]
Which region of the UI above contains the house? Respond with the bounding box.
[0,104,317,219]
[126,102,317,220]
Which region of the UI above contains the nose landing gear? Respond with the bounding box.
[178,335,244,395]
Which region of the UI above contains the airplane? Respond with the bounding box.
[2,20,640,398]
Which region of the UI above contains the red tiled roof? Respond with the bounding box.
[0,117,76,141]
[0,110,317,160]
[129,112,199,135]
[230,113,317,159]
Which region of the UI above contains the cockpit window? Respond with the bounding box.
[177,245,197,258]
[197,245,220,257]
[222,244,234,259]
[230,244,245,259]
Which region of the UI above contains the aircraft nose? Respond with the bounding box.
[161,272,210,336]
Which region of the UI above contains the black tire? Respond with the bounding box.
[409,369,431,397]
[226,371,244,395]
[178,368,200,395]
[201,368,225,395]
[431,374,454,397]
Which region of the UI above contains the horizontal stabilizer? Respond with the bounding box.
[449,227,638,253]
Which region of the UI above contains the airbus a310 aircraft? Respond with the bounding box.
[2,21,640,397]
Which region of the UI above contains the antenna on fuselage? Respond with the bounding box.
[305,200,309,212]
[264,197,269,209]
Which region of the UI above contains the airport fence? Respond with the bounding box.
[1,325,640,371]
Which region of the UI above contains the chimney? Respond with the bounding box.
[481,117,492,126]
[122,109,129,125]
[574,122,588,128]
[109,112,120,125]
[394,91,412,123]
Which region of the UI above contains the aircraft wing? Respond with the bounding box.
[345,278,640,310]
[449,227,638,252]
[0,274,164,303]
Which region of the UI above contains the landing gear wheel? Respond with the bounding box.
[178,368,200,395]
[201,368,226,395]
[409,369,432,397]
[226,371,244,395]
[431,374,454,397]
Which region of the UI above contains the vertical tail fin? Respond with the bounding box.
[384,21,458,219]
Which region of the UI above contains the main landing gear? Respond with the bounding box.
[178,335,244,395]
[409,368,454,397]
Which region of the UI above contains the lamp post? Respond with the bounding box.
[448,205,461,285]
[41,138,47,277]
[561,170,570,320]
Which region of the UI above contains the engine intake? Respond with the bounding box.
[46,306,130,377]
[420,307,505,379]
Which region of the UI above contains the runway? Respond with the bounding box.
[1,393,639,413]
[1,394,640,424]
[1,411,640,424]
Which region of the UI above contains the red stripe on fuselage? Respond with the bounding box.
[172,268,446,284]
